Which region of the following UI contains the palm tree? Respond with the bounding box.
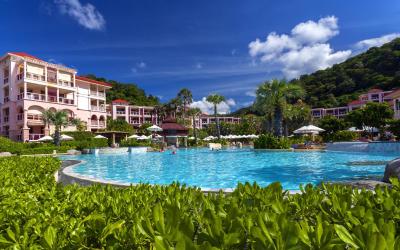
[254,79,304,136]
[177,88,193,118]
[187,107,202,144]
[42,109,77,146]
[206,94,225,139]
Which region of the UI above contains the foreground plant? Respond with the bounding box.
[0,157,400,249]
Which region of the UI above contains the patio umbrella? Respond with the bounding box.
[60,134,74,141]
[147,125,163,132]
[127,134,140,139]
[294,125,325,134]
[37,135,53,142]
[347,127,363,132]
[94,135,107,139]
[137,135,150,140]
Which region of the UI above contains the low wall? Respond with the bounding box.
[89,147,148,154]
[326,141,400,153]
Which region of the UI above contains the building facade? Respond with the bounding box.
[193,114,241,129]
[311,88,400,120]
[0,52,111,141]
[107,99,158,127]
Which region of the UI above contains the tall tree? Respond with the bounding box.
[255,79,304,136]
[177,88,193,118]
[187,107,202,144]
[206,94,225,139]
[43,109,78,146]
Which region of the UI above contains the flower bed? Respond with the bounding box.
[0,156,399,248]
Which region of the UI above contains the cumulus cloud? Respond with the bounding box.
[355,33,400,51]
[54,0,105,30]
[131,61,147,73]
[190,97,236,115]
[249,16,351,79]
[245,90,256,97]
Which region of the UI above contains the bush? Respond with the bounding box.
[254,134,292,149]
[61,138,108,150]
[0,137,72,155]
[1,157,400,248]
[62,131,95,141]
[119,139,151,147]
[323,130,359,142]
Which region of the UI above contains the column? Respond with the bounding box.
[44,66,47,82]
[23,82,27,99]
[56,88,59,103]
[72,74,75,88]
[97,99,99,109]
[45,86,48,102]
[23,61,27,78]
[23,108,29,142]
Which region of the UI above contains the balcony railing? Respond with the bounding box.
[91,106,105,112]
[58,97,74,105]
[26,72,45,81]
[58,80,73,88]
[29,134,44,141]
[26,92,46,101]
[116,111,125,115]
[90,120,106,127]
[3,96,9,103]
[27,114,43,122]
[130,112,140,116]
[3,77,8,84]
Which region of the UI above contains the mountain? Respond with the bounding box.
[291,38,400,108]
[83,74,160,106]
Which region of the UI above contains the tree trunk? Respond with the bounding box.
[284,120,288,138]
[54,127,60,146]
[215,105,221,139]
[274,107,283,137]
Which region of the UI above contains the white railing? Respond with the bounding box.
[26,72,45,81]
[91,106,105,112]
[29,134,44,141]
[58,97,74,105]
[91,120,105,127]
[99,121,105,127]
[26,92,46,101]
[58,79,74,88]
[27,114,43,122]
[130,112,140,116]
[116,111,125,115]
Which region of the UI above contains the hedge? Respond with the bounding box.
[0,137,73,155]
[0,157,400,249]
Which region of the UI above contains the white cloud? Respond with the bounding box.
[355,33,400,51]
[195,63,203,69]
[190,97,236,115]
[137,61,147,68]
[245,90,256,97]
[249,16,351,79]
[54,0,105,30]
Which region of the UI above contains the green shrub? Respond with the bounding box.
[61,138,108,150]
[323,130,359,142]
[1,157,400,248]
[62,131,95,141]
[0,137,72,155]
[119,139,151,147]
[254,134,292,149]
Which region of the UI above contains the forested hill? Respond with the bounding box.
[84,74,160,106]
[291,38,400,108]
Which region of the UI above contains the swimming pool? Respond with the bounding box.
[61,148,398,190]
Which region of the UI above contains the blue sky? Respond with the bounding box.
[1,0,400,113]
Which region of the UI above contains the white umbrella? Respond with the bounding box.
[147,125,163,132]
[137,135,150,140]
[94,134,107,139]
[127,134,140,139]
[37,135,53,142]
[347,127,363,132]
[60,134,74,141]
[188,136,195,140]
[362,126,379,133]
[294,125,325,134]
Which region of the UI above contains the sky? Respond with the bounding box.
[1,0,400,114]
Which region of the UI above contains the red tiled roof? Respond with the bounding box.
[384,88,400,99]
[348,100,366,106]
[112,99,129,104]
[8,52,42,61]
[76,76,112,87]
[367,88,383,93]
[161,117,188,131]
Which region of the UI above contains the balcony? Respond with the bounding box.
[130,112,140,116]
[25,93,46,101]
[27,114,44,125]
[90,90,105,97]
[58,79,74,88]
[17,113,23,121]
[3,96,9,103]
[29,134,44,141]
[3,116,9,123]
[26,72,45,81]
[58,97,74,105]
[90,120,105,127]
[17,73,23,81]
[116,111,126,115]
[3,77,8,84]
[91,106,105,112]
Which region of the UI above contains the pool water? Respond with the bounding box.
[61,148,398,190]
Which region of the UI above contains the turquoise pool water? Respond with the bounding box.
[61,148,398,190]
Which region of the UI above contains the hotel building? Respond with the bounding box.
[311,88,400,120]
[0,52,111,141]
[193,114,241,129]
